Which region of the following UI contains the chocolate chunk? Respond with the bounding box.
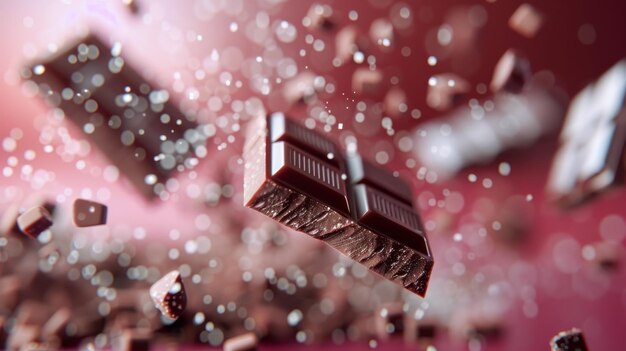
[509,4,544,38]
[490,49,532,94]
[352,68,383,94]
[426,74,470,111]
[17,206,53,239]
[150,270,187,320]
[73,199,108,227]
[243,113,433,296]
[116,329,151,351]
[547,60,626,207]
[223,332,258,351]
[27,34,198,198]
[550,328,588,351]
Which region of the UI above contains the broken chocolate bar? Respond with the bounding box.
[547,60,626,207]
[243,113,433,296]
[550,328,588,351]
[17,206,53,239]
[150,270,187,320]
[223,332,258,351]
[26,34,199,198]
[73,199,108,227]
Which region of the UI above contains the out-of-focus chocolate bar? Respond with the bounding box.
[150,270,187,320]
[73,199,108,227]
[26,34,198,198]
[509,4,544,38]
[550,328,588,351]
[17,206,53,239]
[223,332,259,351]
[243,113,433,296]
[490,49,532,94]
[547,60,626,207]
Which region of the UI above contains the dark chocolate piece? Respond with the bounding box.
[150,270,187,320]
[73,199,108,227]
[375,303,404,340]
[17,206,53,239]
[490,49,532,94]
[243,113,433,296]
[547,60,626,207]
[223,332,258,351]
[550,328,588,351]
[26,34,198,198]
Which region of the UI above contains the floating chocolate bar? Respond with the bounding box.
[550,328,588,351]
[243,113,433,296]
[26,34,200,198]
[547,60,626,207]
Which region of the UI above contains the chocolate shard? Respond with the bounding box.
[149,270,187,320]
[550,328,588,351]
[17,206,53,239]
[490,49,532,94]
[26,34,198,198]
[223,332,259,351]
[243,113,433,297]
[509,3,544,38]
[73,199,108,227]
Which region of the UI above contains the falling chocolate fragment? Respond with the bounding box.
[26,34,199,198]
[550,328,588,351]
[490,49,532,94]
[243,113,433,297]
[150,270,187,320]
[509,3,544,38]
[17,206,53,239]
[73,199,108,227]
[547,60,626,208]
[223,332,259,351]
[426,74,470,111]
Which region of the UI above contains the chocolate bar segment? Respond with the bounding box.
[27,34,198,198]
[347,154,413,204]
[243,113,433,296]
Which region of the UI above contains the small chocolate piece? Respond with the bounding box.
[73,199,108,227]
[304,3,334,30]
[375,303,404,341]
[117,329,151,351]
[490,49,532,94]
[27,34,198,198]
[150,270,187,320]
[509,4,544,38]
[17,206,53,239]
[426,74,470,111]
[243,113,433,296]
[550,328,588,351]
[223,332,258,351]
[352,68,383,94]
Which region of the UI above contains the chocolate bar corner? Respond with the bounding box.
[243,112,434,296]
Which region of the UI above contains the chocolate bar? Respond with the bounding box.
[26,34,199,198]
[547,60,626,207]
[550,328,588,351]
[243,113,433,296]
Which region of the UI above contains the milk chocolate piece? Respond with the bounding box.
[17,206,53,239]
[509,4,544,38]
[550,328,588,351]
[27,34,197,198]
[426,74,470,111]
[352,68,383,94]
[117,329,151,351]
[547,60,626,207]
[150,270,187,320]
[223,332,258,351]
[73,199,108,227]
[243,113,433,296]
[490,49,532,94]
